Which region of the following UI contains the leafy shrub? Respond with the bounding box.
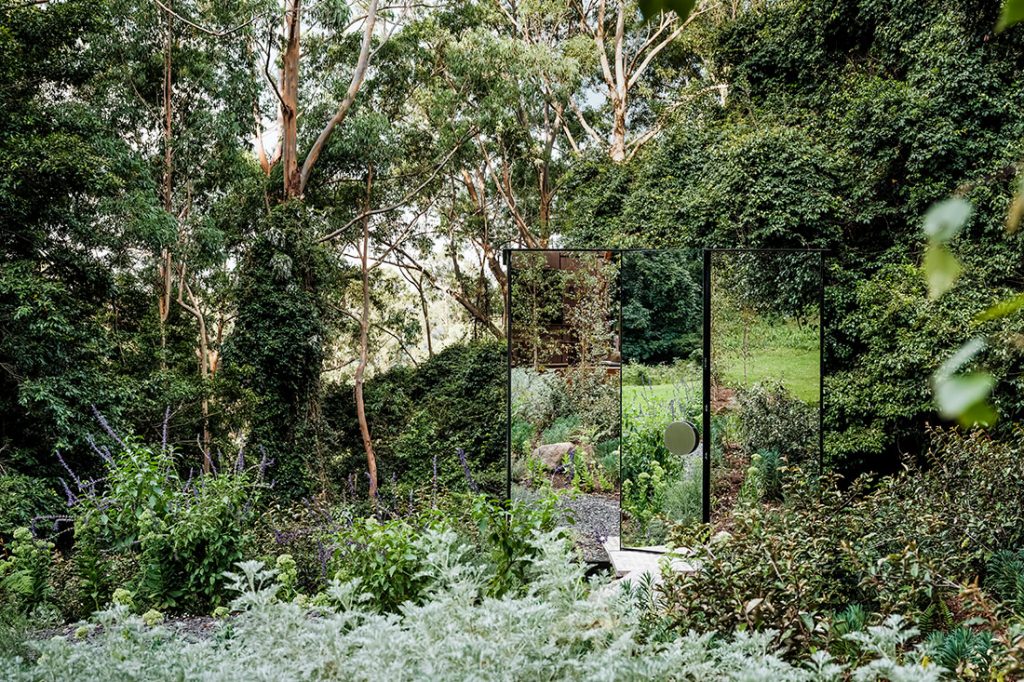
[468,493,561,598]
[986,549,1024,615]
[279,492,564,613]
[6,533,947,681]
[662,429,1024,651]
[598,447,620,486]
[330,516,436,613]
[559,365,620,443]
[66,431,266,613]
[0,528,54,612]
[661,474,702,526]
[510,418,534,459]
[736,382,819,466]
[541,415,580,446]
[924,627,994,678]
[622,461,668,542]
[0,474,62,537]
[561,447,610,494]
[0,607,31,661]
[274,554,300,603]
[511,367,564,428]
[739,450,784,504]
[323,342,506,495]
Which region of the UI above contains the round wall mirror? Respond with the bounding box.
[664,420,699,456]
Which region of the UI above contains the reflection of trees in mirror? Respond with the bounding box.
[509,253,566,370]
[620,251,702,365]
[509,251,619,368]
[509,252,621,559]
[711,252,821,395]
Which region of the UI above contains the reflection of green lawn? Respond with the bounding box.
[719,347,820,404]
[623,348,820,407]
[623,382,699,413]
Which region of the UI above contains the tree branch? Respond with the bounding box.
[627,9,702,90]
[298,0,380,195]
[317,131,470,243]
[151,0,263,37]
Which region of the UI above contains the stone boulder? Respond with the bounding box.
[532,442,595,471]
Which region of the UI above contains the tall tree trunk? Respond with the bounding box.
[157,5,174,360]
[354,170,378,499]
[281,0,301,198]
[609,99,627,162]
[177,273,213,469]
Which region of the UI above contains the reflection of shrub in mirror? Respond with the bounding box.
[510,368,563,427]
[621,378,702,545]
[737,382,819,466]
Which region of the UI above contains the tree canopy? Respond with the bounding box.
[1,0,1022,506]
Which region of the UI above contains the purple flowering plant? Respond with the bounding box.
[52,409,271,612]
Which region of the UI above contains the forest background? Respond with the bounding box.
[2,0,1023,524]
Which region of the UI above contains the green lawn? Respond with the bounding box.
[718,347,820,404]
[623,381,700,415]
[623,316,821,407]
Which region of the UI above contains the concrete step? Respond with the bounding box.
[601,535,698,585]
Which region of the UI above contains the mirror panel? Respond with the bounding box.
[508,250,621,561]
[619,250,704,550]
[708,250,822,522]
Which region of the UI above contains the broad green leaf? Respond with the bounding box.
[923,243,961,300]
[997,0,1024,32]
[934,372,996,425]
[922,198,972,243]
[975,293,1024,322]
[934,337,986,381]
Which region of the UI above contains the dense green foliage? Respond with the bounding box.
[67,435,264,615]
[323,342,506,495]
[664,430,1024,661]
[562,0,1024,473]
[224,204,346,496]
[0,1,168,477]
[736,382,819,466]
[621,251,702,364]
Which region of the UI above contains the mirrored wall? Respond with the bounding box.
[507,248,823,558]
[707,250,823,522]
[507,250,621,562]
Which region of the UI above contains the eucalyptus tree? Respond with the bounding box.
[0,0,177,485]
[81,0,268,463]
[380,1,585,341]
[302,8,482,497]
[386,0,717,343]
[569,0,717,162]
[223,0,433,496]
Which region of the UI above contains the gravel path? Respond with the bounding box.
[514,486,619,563]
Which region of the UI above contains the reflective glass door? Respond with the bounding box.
[707,250,823,523]
[619,250,704,550]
